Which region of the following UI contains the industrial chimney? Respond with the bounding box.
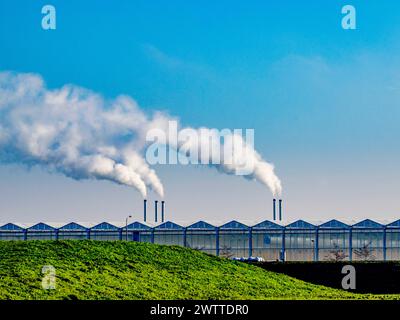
[143,199,147,222]
[155,200,158,223]
[161,201,165,223]
[279,199,282,221]
[273,199,276,220]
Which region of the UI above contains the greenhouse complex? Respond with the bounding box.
[1,219,400,262]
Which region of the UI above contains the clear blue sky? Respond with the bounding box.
[1,0,400,224]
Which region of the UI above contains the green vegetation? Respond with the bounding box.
[0,240,395,300]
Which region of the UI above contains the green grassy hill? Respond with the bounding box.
[0,240,392,300]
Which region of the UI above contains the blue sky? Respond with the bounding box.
[0,0,400,223]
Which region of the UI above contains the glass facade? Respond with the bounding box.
[252,230,283,261]
[0,231,24,240]
[90,222,121,241]
[318,229,350,261]
[1,219,400,261]
[90,231,120,241]
[58,223,88,240]
[386,229,400,260]
[219,230,249,258]
[26,231,57,240]
[153,222,185,246]
[135,231,152,243]
[285,230,316,261]
[283,220,316,261]
[26,223,57,240]
[185,230,217,255]
[125,222,152,243]
[153,230,185,246]
[352,229,384,261]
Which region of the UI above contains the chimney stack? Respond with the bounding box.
[143,199,147,222]
[273,199,276,220]
[161,201,165,223]
[155,200,158,223]
[279,199,282,221]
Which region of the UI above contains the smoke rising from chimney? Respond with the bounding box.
[0,71,282,197]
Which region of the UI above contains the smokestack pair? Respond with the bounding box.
[273,198,282,221]
[143,199,164,223]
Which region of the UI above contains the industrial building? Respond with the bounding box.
[0,218,399,262]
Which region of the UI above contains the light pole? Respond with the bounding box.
[125,215,132,241]
[311,239,315,262]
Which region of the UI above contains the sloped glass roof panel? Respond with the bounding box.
[60,222,87,231]
[28,223,55,231]
[126,222,151,230]
[286,220,316,229]
[352,219,383,229]
[220,220,249,230]
[91,222,119,230]
[252,220,283,229]
[155,221,184,230]
[0,223,23,231]
[319,219,350,229]
[387,220,400,228]
[187,221,216,230]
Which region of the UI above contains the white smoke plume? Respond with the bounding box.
[164,127,282,196]
[0,71,282,197]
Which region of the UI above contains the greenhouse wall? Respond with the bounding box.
[1,219,400,262]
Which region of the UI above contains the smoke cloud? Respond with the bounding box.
[0,71,282,197]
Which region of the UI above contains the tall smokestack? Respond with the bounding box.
[155,200,158,223]
[161,200,165,222]
[279,199,282,221]
[273,199,276,220]
[143,199,147,222]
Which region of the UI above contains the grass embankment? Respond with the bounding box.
[0,240,394,300]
